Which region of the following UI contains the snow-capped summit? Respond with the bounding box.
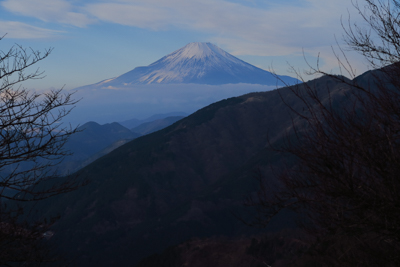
[162,42,244,64]
[89,42,299,87]
[170,42,228,60]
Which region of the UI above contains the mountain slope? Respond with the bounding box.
[84,42,299,87]
[37,75,354,266]
[130,116,185,135]
[119,112,188,129]
[58,122,140,174]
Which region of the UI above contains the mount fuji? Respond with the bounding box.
[87,42,299,88]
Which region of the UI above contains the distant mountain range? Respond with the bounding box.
[31,69,372,266]
[78,42,299,88]
[56,113,187,174]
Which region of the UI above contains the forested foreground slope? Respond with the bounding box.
[34,72,375,266]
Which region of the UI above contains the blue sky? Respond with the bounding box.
[0,0,367,91]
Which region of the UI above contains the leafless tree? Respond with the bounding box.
[0,35,81,265]
[247,1,400,266]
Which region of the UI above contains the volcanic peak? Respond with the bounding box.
[150,42,250,70]
[79,42,300,87]
[165,42,230,60]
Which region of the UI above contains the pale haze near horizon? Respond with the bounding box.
[0,0,371,124]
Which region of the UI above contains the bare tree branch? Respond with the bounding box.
[0,35,82,265]
[248,1,400,266]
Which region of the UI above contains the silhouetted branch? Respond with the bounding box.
[249,1,400,266]
[0,35,82,265]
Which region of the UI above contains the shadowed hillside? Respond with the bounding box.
[58,122,141,174]
[32,73,362,266]
[131,116,185,135]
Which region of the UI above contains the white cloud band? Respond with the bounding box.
[0,21,64,39]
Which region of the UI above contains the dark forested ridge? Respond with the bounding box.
[33,72,369,266]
